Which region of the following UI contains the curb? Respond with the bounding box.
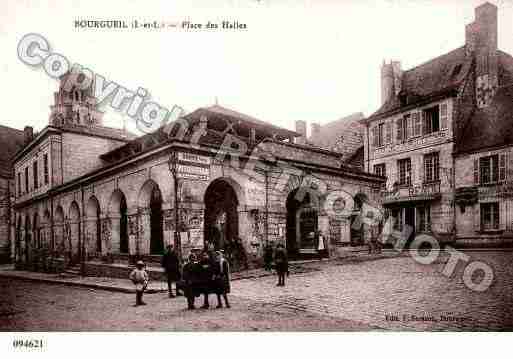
[0,272,167,294]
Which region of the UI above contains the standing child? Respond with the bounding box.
[129,260,149,306]
[274,243,289,287]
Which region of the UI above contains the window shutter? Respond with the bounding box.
[500,201,506,230]
[474,204,481,232]
[406,117,413,139]
[371,126,378,147]
[413,112,421,136]
[474,159,479,184]
[440,102,448,129]
[499,153,507,182]
[421,111,427,135]
[396,118,403,142]
[386,122,392,144]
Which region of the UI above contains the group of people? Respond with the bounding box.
[128,244,231,310]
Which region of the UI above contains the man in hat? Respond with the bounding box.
[129,260,149,306]
[213,250,231,308]
[161,244,182,298]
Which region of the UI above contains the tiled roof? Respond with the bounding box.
[370,47,469,120]
[308,112,364,156]
[456,84,513,154]
[0,125,25,178]
[455,51,513,154]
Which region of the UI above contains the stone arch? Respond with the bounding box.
[203,177,243,252]
[24,214,31,263]
[54,205,65,254]
[108,189,128,254]
[42,209,51,249]
[68,201,81,262]
[33,212,40,249]
[138,179,164,255]
[86,196,102,255]
[285,187,321,258]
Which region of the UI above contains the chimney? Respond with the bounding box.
[311,123,321,142]
[381,60,403,105]
[466,2,498,108]
[381,61,394,105]
[24,126,34,145]
[391,61,402,96]
[295,120,306,145]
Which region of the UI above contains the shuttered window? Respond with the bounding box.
[385,122,392,144]
[396,118,403,142]
[499,153,507,182]
[398,158,412,186]
[440,102,448,129]
[424,152,440,183]
[480,155,499,184]
[480,202,499,231]
[371,126,379,147]
[474,159,479,184]
[412,112,422,137]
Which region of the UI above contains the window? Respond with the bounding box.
[24,167,28,193]
[33,161,38,189]
[43,154,49,185]
[398,158,412,186]
[396,114,412,142]
[422,105,440,135]
[17,172,21,196]
[480,202,499,231]
[412,112,422,137]
[374,163,386,177]
[417,205,431,232]
[424,152,440,183]
[480,155,499,185]
[372,123,386,147]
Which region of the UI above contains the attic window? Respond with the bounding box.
[452,64,462,77]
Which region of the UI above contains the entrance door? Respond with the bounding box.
[204,179,239,251]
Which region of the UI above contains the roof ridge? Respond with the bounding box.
[403,46,466,74]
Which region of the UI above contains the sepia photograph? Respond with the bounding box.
[1,0,513,356]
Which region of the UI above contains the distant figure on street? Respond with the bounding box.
[213,250,231,308]
[129,260,149,306]
[274,243,289,287]
[263,241,274,271]
[316,230,327,258]
[181,253,200,310]
[199,251,215,309]
[161,244,182,298]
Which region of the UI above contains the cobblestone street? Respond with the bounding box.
[232,250,513,330]
[1,251,512,331]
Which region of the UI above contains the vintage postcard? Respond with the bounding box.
[0,0,512,356]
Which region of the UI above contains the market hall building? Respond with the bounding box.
[11,77,384,273]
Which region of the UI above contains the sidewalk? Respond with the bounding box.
[0,252,400,294]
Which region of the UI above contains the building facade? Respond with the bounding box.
[363,2,513,246]
[12,76,384,273]
[0,125,25,263]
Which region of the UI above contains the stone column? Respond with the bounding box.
[110,214,121,254]
[138,207,151,255]
[100,215,112,258]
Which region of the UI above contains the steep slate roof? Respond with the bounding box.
[369,46,470,120]
[0,125,25,178]
[456,83,513,154]
[308,112,364,154]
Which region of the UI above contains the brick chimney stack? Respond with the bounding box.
[381,60,402,104]
[466,2,498,108]
[23,126,33,145]
[311,123,321,142]
[295,120,306,145]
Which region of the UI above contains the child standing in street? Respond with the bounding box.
[129,260,149,306]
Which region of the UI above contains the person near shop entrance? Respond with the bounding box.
[161,244,182,298]
[129,260,149,306]
[181,253,201,310]
[213,250,231,308]
[263,241,274,271]
[274,243,289,286]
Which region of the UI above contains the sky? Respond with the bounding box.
[1,0,513,137]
